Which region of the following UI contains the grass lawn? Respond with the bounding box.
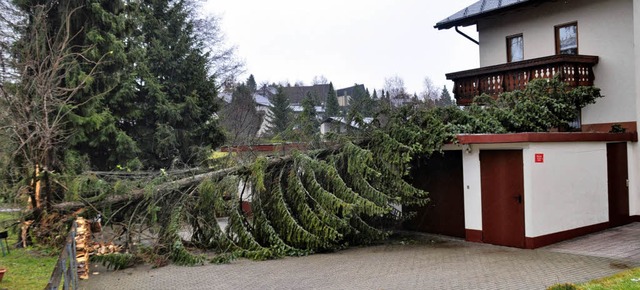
[0,210,59,290]
[549,268,640,290]
[577,267,640,290]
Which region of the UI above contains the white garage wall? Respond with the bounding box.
[461,142,611,237]
[523,143,608,237]
[462,148,482,231]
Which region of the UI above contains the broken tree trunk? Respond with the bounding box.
[49,157,291,213]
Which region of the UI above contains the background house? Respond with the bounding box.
[336,84,366,107]
[413,0,640,249]
[254,87,276,137]
[281,84,331,106]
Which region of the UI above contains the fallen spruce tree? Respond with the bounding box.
[17,78,604,268]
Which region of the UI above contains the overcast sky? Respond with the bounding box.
[201,1,479,95]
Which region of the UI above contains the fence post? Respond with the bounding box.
[45,220,79,290]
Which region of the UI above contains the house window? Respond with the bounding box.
[506,34,524,62]
[568,110,582,130]
[555,22,578,55]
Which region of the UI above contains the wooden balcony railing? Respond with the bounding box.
[446,55,599,105]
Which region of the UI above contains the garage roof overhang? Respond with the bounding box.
[456,132,638,144]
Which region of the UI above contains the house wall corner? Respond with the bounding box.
[629,0,640,217]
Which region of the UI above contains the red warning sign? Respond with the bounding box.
[535,153,544,163]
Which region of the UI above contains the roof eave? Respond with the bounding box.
[434,19,477,30]
[434,1,548,30]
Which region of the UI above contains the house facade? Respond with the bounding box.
[421,0,640,248]
[336,84,366,107]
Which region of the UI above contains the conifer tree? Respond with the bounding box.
[246,74,257,92]
[298,93,319,138]
[130,0,225,168]
[10,0,141,170]
[349,84,373,117]
[8,0,233,170]
[267,87,291,135]
[325,82,340,117]
[435,85,455,107]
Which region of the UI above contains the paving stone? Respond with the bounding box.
[80,223,640,290]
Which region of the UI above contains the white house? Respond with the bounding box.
[417,0,640,248]
[319,117,373,135]
[254,92,273,137]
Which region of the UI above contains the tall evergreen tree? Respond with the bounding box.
[130,0,225,168]
[246,74,257,92]
[267,87,291,135]
[298,93,319,138]
[369,89,380,115]
[9,0,233,170]
[325,82,340,117]
[435,85,455,107]
[349,84,373,117]
[11,0,140,171]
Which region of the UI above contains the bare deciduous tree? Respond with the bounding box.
[420,76,441,101]
[219,85,262,145]
[0,4,108,211]
[193,5,244,88]
[384,75,407,99]
[312,75,328,85]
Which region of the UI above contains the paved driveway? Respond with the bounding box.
[544,222,640,262]
[80,223,640,290]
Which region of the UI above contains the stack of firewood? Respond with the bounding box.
[91,242,123,255]
[75,217,91,280]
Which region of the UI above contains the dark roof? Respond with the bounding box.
[336,84,365,97]
[435,0,547,30]
[281,84,331,105]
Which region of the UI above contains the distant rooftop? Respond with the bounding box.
[290,105,325,113]
[435,0,545,30]
[281,84,331,105]
[336,84,365,97]
[254,94,271,107]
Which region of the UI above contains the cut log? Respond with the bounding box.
[75,217,91,280]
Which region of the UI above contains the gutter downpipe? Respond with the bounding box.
[455,26,479,45]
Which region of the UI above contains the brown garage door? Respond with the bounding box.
[405,151,465,238]
[480,150,525,248]
[607,142,629,228]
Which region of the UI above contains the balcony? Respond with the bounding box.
[446,55,599,106]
